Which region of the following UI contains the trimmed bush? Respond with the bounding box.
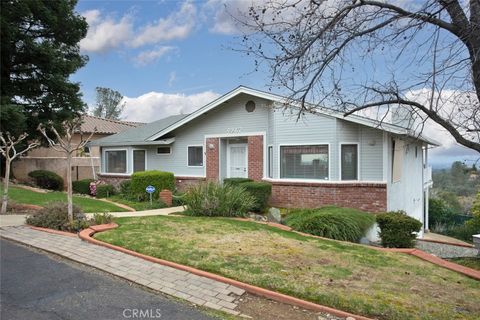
[376,211,422,248]
[72,179,94,195]
[240,181,272,212]
[223,178,253,187]
[285,206,376,242]
[26,202,87,232]
[131,170,175,201]
[96,184,115,198]
[28,170,64,191]
[184,181,256,217]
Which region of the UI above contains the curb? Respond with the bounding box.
[29,226,77,237]
[79,223,373,320]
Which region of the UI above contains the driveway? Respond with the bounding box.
[0,239,215,320]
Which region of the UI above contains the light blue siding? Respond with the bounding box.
[121,93,385,182]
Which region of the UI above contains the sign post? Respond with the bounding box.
[146,185,155,205]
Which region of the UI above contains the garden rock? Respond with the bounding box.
[267,207,282,223]
[249,213,267,222]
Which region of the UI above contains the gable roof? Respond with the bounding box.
[91,86,440,147]
[89,114,188,146]
[81,115,144,134]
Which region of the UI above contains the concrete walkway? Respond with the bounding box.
[86,206,185,218]
[0,226,244,316]
[423,232,473,246]
[0,215,26,227]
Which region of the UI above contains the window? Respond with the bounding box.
[280,145,329,179]
[105,150,127,173]
[133,150,146,172]
[268,146,273,178]
[188,146,203,166]
[341,144,358,180]
[157,146,171,154]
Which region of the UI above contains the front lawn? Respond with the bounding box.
[95,216,480,320]
[3,186,127,213]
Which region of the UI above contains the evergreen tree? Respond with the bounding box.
[93,87,125,120]
[1,0,88,139]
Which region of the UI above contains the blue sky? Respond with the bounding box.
[72,0,478,167]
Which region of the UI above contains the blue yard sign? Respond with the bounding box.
[146,185,155,205]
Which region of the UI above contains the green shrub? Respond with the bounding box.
[72,179,94,195]
[240,181,272,212]
[376,211,422,248]
[184,181,256,217]
[429,198,457,229]
[285,206,376,242]
[96,184,115,198]
[28,170,64,191]
[25,202,87,232]
[223,178,253,187]
[131,170,175,201]
[119,180,132,196]
[92,213,114,225]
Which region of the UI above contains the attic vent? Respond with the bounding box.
[245,100,256,112]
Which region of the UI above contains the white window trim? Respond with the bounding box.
[132,148,148,172]
[156,146,172,155]
[268,145,273,179]
[187,145,204,167]
[339,142,360,181]
[278,143,331,181]
[103,148,128,174]
[226,142,249,178]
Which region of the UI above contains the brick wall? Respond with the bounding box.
[248,135,263,181]
[175,176,205,192]
[268,180,387,212]
[97,174,130,189]
[205,138,219,181]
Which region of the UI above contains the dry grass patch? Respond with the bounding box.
[95,216,480,320]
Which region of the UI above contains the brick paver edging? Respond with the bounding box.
[234,219,480,281]
[79,223,373,320]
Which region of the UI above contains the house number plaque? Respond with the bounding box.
[226,127,242,134]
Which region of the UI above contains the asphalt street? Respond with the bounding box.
[0,238,215,320]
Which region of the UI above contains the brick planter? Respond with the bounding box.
[159,189,173,206]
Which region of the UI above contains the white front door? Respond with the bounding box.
[228,143,248,178]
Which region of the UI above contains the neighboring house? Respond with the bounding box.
[91,86,439,233]
[13,115,143,186]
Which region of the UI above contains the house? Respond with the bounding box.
[91,86,439,233]
[13,115,144,186]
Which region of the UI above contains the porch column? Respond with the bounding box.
[206,137,219,181]
[247,135,264,181]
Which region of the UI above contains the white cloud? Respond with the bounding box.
[80,1,197,55]
[80,10,133,53]
[205,0,254,35]
[121,91,220,123]
[131,1,196,47]
[134,46,177,66]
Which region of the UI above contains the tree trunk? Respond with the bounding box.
[66,152,73,223]
[1,158,11,214]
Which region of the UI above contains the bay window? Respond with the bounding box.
[280,145,329,179]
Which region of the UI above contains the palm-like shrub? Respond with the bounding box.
[184,182,256,217]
